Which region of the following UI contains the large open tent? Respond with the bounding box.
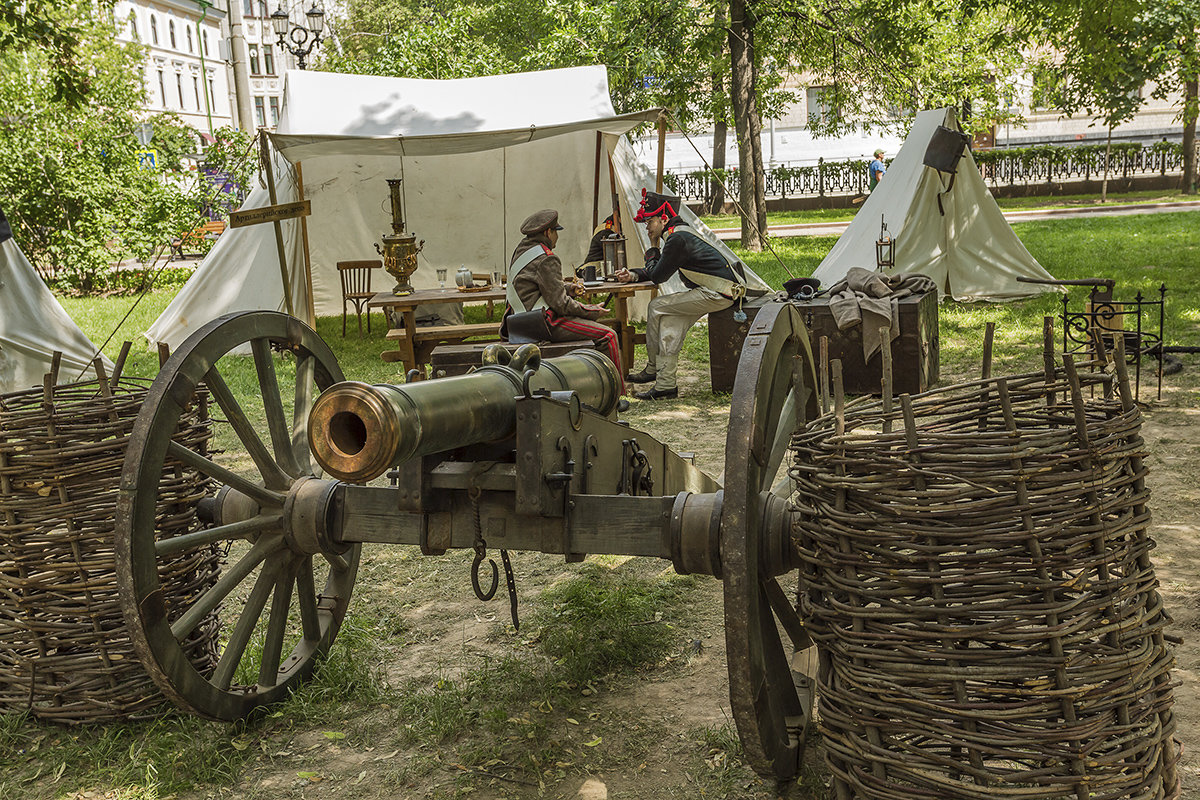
[147,66,766,351]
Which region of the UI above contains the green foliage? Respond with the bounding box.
[0,3,211,292]
[199,126,257,210]
[0,0,107,105]
[143,112,201,171]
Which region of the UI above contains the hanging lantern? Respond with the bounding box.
[601,235,627,277]
[875,217,894,270]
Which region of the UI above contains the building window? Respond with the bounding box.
[157,70,166,107]
[177,73,185,108]
[150,15,158,45]
[263,45,275,75]
[186,26,193,53]
[194,76,201,109]
[269,96,280,125]
[169,20,176,49]
[129,12,138,40]
[208,77,216,109]
[202,30,209,55]
[243,0,256,17]
[806,85,834,127]
[249,44,260,76]
[254,96,266,127]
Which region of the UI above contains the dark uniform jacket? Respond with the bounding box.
[629,216,749,298]
[506,234,600,320]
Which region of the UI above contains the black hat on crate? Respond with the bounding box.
[634,189,682,222]
[520,209,565,236]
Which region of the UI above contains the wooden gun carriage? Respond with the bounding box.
[115,304,821,780]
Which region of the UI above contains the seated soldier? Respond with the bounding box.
[615,191,750,400]
[501,209,625,393]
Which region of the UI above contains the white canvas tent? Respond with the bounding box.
[0,208,111,394]
[813,108,1058,302]
[147,66,767,351]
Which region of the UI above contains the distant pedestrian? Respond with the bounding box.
[868,149,887,191]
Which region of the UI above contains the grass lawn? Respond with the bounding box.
[699,188,1199,229]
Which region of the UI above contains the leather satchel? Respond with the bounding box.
[504,309,552,344]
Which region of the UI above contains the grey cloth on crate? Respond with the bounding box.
[827,267,936,361]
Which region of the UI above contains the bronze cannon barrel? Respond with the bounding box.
[308,344,621,482]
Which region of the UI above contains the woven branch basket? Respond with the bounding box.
[0,373,217,723]
[791,356,1179,799]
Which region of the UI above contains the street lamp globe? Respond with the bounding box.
[305,4,325,35]
[270,6,290,38]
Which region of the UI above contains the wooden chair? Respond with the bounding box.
[337,260,380,337]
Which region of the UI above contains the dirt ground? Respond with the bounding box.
[146,346,1200,800]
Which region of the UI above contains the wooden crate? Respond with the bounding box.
[794,289,939,396]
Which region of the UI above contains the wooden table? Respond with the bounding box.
[368,280,656,376]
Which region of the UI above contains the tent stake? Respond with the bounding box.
[259,131,295,317]
[656,114,667,193]
[592,132,602,230]
[608,151,622,237]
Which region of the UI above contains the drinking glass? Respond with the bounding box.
[436,268,447,288]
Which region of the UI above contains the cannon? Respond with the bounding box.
[114,305,818,780]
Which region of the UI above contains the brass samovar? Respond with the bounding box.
[375,178,424,294]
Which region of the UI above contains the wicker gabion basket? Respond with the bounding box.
[0,368,217,723]
[791,350,1178,799]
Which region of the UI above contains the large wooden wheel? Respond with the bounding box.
[722,302,820,780]
[116,312,360,720]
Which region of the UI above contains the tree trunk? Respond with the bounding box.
[1184,74,1198,195]
[728,0,766,250]
[710,121,728,214]
[709,4,727,215]
[1102,124,1111,203]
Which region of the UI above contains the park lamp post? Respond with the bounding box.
[270,3,325,70]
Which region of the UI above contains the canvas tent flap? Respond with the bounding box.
[0,236,111,393]
[812,108,1059,302]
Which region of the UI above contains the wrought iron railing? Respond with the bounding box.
[665,142,1191,202]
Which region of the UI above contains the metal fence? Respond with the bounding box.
[665,145,1190,203]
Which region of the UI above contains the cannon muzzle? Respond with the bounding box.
[308,344,621,482]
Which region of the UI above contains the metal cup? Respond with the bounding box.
[584,264,597,282]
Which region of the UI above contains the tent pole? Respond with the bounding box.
[259,131,295,317]
[607,148,622,236]
[592,131,602,229]
[295,161,316,326]
[655,114,667,193]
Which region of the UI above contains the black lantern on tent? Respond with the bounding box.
[271,3,325,70]
[875,217,894,270]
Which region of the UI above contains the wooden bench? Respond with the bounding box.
[169,220,226,261]
[381,322,502,369]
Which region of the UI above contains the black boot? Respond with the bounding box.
[626,368,656,384]
[633,386,678,400]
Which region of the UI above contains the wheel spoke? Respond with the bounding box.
[251,337,302,477]
[296,556,321,642]
[323,551,349,573]
[167,441,285,508]
[292,354,316,476]
[764,577,812,651]
[170,534,285,640]
[211,557,283,690]
[203,366,292,490]
[258,565,297,686]
[761,387,796,494]
[155,514,283,557]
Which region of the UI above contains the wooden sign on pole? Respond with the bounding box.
[229,200,311,228]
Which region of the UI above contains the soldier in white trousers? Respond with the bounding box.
[615,191,751,400]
